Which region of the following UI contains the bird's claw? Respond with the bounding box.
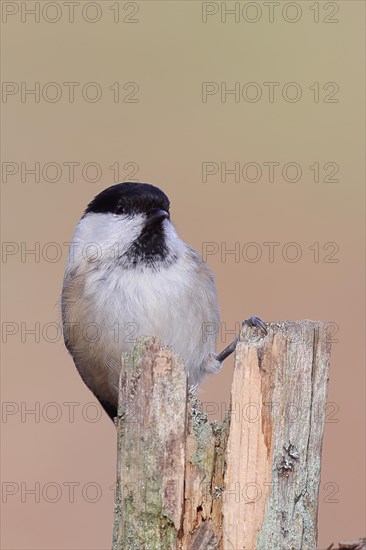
[216,316,267,364]
[242,316,268,334]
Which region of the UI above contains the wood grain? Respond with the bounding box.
[112,321,331,550]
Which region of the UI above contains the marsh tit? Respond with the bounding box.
[61,182,266,421]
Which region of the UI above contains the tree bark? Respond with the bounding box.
[112,321,331,550]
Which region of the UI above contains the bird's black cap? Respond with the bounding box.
[83,183,173,267]
[84,182,170,217]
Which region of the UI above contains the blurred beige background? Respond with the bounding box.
[1,1,365,548]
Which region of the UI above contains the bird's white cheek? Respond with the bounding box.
[67,212,146,265]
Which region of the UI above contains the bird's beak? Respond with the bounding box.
[145,209,170,226]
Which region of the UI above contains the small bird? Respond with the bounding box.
[61,182,266,421]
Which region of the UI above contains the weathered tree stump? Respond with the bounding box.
[112,321,331,550]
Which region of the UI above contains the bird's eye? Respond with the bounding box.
[115,203,125,215]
